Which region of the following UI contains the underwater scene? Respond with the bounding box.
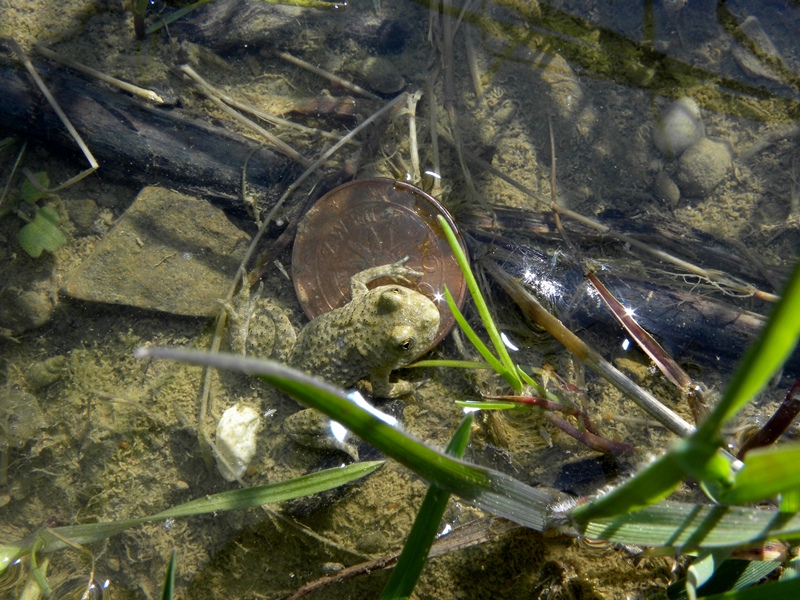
[1,0,800,597]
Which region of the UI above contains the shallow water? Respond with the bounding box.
[1,0,798,597]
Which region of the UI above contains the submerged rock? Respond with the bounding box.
[676,138,733,198]
[653,97,705,157]
[62,187,249,316]
[653,171,681,206]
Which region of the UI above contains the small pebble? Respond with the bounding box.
[653,97,705,157]
[653,171,681,206]
[676,138,733,197]
[0,287,55,335]
[354,57,405,95]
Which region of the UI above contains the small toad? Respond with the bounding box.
[223,260,440,458]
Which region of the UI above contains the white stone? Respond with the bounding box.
[215,403,261,482]
[653,97,705,157]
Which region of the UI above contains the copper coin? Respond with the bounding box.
[292,178,467,349]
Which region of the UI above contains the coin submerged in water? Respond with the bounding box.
[292,178,467,349]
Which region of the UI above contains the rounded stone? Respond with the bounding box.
[653,171,681,206]
[653,97,705,157]
[354,57,405,95]
[0,287,55,335]
[676,138,733,198]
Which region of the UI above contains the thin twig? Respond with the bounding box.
[4,37,98,191]
[178,64,311,167]
[273,50,381,101]
[36,44,165,104]
[195,80,345,142]
[0,139,26,214]
[406,90,423,183]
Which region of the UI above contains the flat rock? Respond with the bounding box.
[62,187,249,316]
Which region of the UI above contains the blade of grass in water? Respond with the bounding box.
[574,259,800,522]
[161,549,177,600]
[0,461,382,568]
[438,215,522,392]
[443,286,515,386]
[582,500,800,548]
[696,258,800,439]
[135,347,556,531]
[380,415,473,600]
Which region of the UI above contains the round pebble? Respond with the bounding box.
[653,97,705,157]
[0,287,55,335]
[676,138,733,198]
[355,57,405,95]
[653,171,681,206]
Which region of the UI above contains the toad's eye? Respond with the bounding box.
[391,326,416,353]
[398,338,415,352]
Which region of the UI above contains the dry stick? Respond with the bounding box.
[179,65,311,168]
[464,20,485,105]
[585,272,692,393]
[553,204,779,302]
[273,50,381,101]
[0,140,26,213]
[35,44,166,104]
[184,76,344,142]
[481,258,696,438]
[547,117,577,254]
[406,90,423,183]
[440,0,483,207]
[426,66,444,199]
[5,38,98,192]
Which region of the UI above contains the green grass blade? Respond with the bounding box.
[571,444,697,522]
[161,549,177,600]
[456,400,523,410]
[697,259,800,438]
[721,444,800,505]
[380,415,473,600]
[697,575,800,600]
[581,500,800,548]
[668,560,782,599]
[136,347,556,531]
[687,549,732,600]
[437,215,522,392]
[0,461,382,569]
[444,286,517,387]
[411,359,494,370]
[154,461,383,519]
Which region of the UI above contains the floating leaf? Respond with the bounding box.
[18,206,67,257]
